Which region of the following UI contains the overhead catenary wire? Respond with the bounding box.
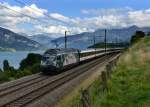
[13,0,51,18]
[0,0,96,35]
[13,0,98,30]
[0,1,63,27]
[0,3,60,36]
[13,0,97,33]
[12,0,71,26]
[0,2,70,35]
[0,2,56,26]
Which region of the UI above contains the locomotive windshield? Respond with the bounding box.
[42,55,56,61]
[42,56,48,61]
[49,56,56,61]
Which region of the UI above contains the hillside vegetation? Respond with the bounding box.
[0,27,42,51]
[0,53,41,83]
[91,35,150,107]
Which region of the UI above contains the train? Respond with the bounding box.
[40,48,80,74]
[40,48,122,74]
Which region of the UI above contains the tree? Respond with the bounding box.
[147,32,150,36]
[131,31,145,44]
[19,53,42,70]
[3,60,10,71]
[0,68,2,72]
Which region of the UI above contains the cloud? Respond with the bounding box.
[49,13,79,27]
[80,8,150,29]
[50,13,71,23]
[1,2,150,36]
[47,8,134,30]
[0,2,88,35]
[81,7,133,16]
[34,24,92,36]
[0,2,48,33]
[34,25,68,35]
[128,9,150,27]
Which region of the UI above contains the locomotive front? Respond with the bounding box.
[40,50,58,73]
[40,48,80,74]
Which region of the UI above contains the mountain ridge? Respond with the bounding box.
[1,26,150,51]
[0,27,43,51]
[52,26,150,49]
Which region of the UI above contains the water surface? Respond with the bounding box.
[0,51,43,69]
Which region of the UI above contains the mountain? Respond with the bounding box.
[1,26,149,51]
[51,32,94,49]
[0,27,43,51]
[51,26,150,50]
[28,33,63,48]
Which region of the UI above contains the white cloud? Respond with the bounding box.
[1,2,150,37]
[34,24,92,36]
[0,2,48,33]
[50,13,71,23]
[79,8,150,29]
[81,7,133,16]
[47,9,134,30]
[0,2,88,35]
[128,9,150,27]
[35,25,68,34]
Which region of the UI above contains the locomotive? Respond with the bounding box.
[41,48,80,74]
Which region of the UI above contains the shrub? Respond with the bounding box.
[30,63,41,74]
[3,59,10,71]
[147,32,150,36]
[131,31,145,44]
[19,53,42,70]
[15,69,32,78]
[0,53,42,82]
[0,72,9,82]
[0,68,2,72]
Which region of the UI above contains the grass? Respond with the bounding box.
[92,36,150,107]
[70,36,150,107]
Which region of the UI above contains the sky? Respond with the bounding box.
[0,0,150,36]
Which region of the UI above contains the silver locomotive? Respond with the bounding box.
[41,48,80,74]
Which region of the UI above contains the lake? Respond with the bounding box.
[0,51,43,69]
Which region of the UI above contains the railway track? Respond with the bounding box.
[0,73,44,92]
[0,52,119,107]
[0,75,49,97]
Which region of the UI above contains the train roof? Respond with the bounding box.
[44,48,80,55]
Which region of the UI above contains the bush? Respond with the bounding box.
[15,69,32,78]
[30,63,41,74]
[0,72,9,82]
[0,68,2,72]
[147,32,150,36]
[0,53,42,83]
[19,53,42,70]
[3,59,10,71]
[131,31,145,44]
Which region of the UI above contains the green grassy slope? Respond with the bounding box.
[92,36,150,107]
